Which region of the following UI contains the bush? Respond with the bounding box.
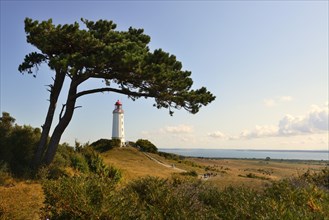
[70,153,90,173]
[36,164,69,180]
[113,176,212,219]
[298,168,329,190]
[53,143,75,167]
[41,146,122,219]
[42,175,117,219]
[0,112,41,176]
[90,138,120,152]
[41,169,329,219]
[0,161,11,186]
[264,179,329,219]
[72,147,122,182]
[158,151,184,160]
[181,170,198,177]
[136,139,158,153]
[114,169,329,219]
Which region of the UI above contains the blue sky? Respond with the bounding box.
[1,1,328,150]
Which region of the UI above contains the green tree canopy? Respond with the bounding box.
[0,112,41,175]
[19,18,216,166]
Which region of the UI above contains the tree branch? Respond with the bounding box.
[59,104,66,121]
[66,72,73,80]
[75,87,156,99]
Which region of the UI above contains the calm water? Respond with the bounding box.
[159,149,329,161]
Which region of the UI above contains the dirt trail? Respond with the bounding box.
[143,152,187,172]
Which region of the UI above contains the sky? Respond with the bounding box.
[1,1,328,150]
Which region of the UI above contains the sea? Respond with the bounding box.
[159,148,329,161]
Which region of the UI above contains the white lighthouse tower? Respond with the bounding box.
[112,100,125,147]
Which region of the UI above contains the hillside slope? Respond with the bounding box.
[101,147,327,189]
[101,147,184,182]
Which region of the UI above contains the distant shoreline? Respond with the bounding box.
[160,148,329,153]
[184,157,329,163]
[159,148,329,161]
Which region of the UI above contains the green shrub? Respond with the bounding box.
[42,174,117,219]
[90,138,120,152]
[0,112,41,176]
[158,151,184,160]
[181,170,198,177]
[53,143,75,167]
[48,166,69,179]
[41,169,329,219]
[78,147,122,181]
[298,168,329,190]
[70,153,90,173]
[264,179,329,219]
[0,161,11,185]
[136,139,158,153]
[89,152,121,181]
[113,176,211,219]
[36,165,69,180]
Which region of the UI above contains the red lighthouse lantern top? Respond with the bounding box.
[115,100,122,106]
[113,100,124,113]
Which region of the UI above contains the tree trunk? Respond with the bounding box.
[32,70,66,169]
[43,79,79,165]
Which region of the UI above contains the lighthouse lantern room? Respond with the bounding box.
[112,100,125,147]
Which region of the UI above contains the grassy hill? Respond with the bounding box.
[101,147,327,189]
[0,146,327,219]
[101,147,184,183]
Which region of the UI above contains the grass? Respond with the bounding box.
[101,147,327,189]
[0,147,327,218]
[188,158,327,189]
[101,147,184,183]
[0,180,44,220]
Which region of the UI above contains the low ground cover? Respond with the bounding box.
[0,144,327,219]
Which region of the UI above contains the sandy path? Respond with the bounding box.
[143,152,187,172]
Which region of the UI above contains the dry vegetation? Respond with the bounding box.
[101,147,182,183]
[189,158,326,189]
[102,147,327,189]
[0,181,44,220]
[0,147,327,219]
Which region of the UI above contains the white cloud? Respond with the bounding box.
[240,125,278,139]
[279,104,328,135]
[264,96,293,107]
[164,124,194,133]
[216,103,328,140]
[208,131,226,139]
[278,115,309,135]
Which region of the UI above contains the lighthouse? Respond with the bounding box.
[112,100,125,147]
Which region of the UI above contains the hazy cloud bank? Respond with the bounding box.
[209,103,328,140]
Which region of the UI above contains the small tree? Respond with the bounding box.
[0,112,41,176]
[0,112,16,163]
[19,18,215,167]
